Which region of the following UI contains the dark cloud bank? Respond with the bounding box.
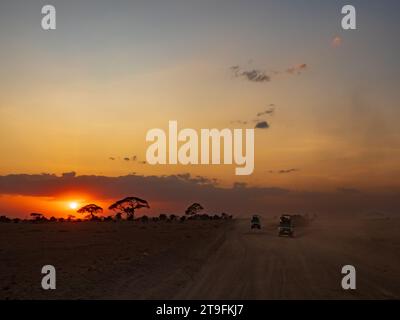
[0,173,399,215]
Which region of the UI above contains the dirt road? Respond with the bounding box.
[174,217,400,299]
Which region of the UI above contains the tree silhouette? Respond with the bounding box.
[185,203,204,216]
[0,216,11,223]
[115,212,122,220]
[77,204,103,220]
[30,212,44,221]
[108,197,150,220]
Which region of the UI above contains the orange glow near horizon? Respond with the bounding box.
[0,194,113,219]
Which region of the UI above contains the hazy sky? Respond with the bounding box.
[0,1,399,216]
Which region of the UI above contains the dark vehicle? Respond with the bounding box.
[279,215,294,237]
[251,215,261,229]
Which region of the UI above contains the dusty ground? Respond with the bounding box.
[0,220,229,299]
[175,215,400,300]
[1,215,399,300]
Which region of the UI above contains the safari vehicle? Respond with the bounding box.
[278,215,294,237]
[251,215,261,229]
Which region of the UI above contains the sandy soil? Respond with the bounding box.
[0,220,229,299]
[1,215,399,300]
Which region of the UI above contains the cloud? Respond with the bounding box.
[61,172,76,178]
[268,169,299,174]
[231,63,308,83]
[231,104,276,127]
[230,66,271,83]
[230,120,248,125]
[256,107,275,117]
[109,155,144,163]
[241,70,271,82]
[278,169,299,174]
[255,121,269,129]
[286,63,307,75]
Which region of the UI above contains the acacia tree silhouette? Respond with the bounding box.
[30,212,45,221]
[77,204,103,220]
[185,203,204,216]
[108,197,150,220]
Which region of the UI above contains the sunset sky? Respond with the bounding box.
[1,0,400,217]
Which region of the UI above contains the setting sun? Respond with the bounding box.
[69,202,78,210]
